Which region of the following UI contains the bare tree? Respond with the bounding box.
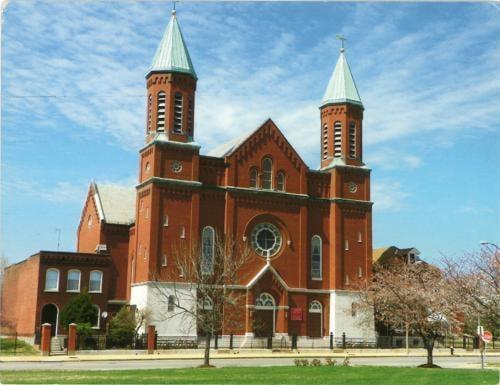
[443,247,500,332]
[134,307,152,337]
[151,233,252,367]
[356,261,463,367]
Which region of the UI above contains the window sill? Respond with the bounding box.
[44,289,59,292]
[311,277,323,281]
[66,290,81,293]
[88,291,102,294]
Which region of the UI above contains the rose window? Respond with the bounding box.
[251,223,282,258]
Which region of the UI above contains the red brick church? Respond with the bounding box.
[2,10,375,341]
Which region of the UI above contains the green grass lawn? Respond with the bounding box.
[0,337,37,356]
[0,366,498,385]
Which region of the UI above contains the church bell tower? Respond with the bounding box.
[320,42,373,293]
[319,45,363,169]
[145,9,197,144]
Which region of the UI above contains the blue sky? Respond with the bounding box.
[2,1,499,265]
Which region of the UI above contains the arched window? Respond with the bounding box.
[351,302,358,317]
[262,157,273,190]
[147,94,153,132]
[168,295,175,312]
[198,296,213,311]
[250,167,259,188]
[188,97,194,136]
[92,305,100,328]
[255,292,275,307]
[276,171,285,192]
[201,226,215,274]
[309,300,322,313]
[311,235,322,280]
[173,92,183,134]
[89,270,103,293]
[45,269,59,292]
[349,121,356,159]
[156,92,166,132]
[334,121,342,158]
[323,123,328,160]
[67,269,81,292]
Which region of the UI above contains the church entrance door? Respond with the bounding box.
[254,309,274,337]
[254,292,276,337]
[308,300,323,338]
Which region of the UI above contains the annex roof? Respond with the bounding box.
[148,10,197,79]
[321,49,363,108]
[93,183,136,225]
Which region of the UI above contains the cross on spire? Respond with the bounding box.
[336,35,347,52]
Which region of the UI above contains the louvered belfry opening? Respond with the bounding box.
[188,97,194,136]
[334,121,342,158]
[349,121,356,158]
[156,92,166,132]
[322,123,328,160]
[173,92,183,134]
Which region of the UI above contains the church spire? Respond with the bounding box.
[319,40,364,169]
[320,46,362,109]
[148,9,197,80]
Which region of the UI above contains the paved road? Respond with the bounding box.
[1,356,499,371]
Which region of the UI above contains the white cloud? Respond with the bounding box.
[365,149,422,170]
[3,2,499,168]
[371,180,409,212]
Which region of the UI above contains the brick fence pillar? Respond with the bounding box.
[147,325,156,354]
[67,323,77,355]
[41,323,52,356]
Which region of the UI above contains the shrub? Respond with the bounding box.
[60,292,98,328]
[324,357,337,366]
[311,359,322,366]
[342,357,350,367]
[300,359,310,367]
[294,359,301,367]
[107,307,136,348]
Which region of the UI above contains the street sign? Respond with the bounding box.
[481,330,493,343]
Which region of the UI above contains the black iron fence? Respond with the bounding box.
[74,331,499,351]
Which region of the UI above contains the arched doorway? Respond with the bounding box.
[40,304,58,336]
[254,292,275,337]
[308,300,323,337]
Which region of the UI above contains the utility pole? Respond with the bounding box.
[477,315,484,369]
[55,228,61,251]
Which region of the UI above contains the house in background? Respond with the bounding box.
[372,246,422,267]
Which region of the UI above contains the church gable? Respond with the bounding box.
[229,119,306,170]
[223,119,308,193]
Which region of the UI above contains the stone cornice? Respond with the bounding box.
[39,251,112,266]
[139,137,201,154]
[137,177,202,190]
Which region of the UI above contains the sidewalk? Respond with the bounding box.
[2,348,499,362]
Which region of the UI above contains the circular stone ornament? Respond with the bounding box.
[348,182,358,193]
[171,160,183,173]
[251,223,282,258]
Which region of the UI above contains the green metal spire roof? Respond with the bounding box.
[148,10,197,79]
[321,49,362,108]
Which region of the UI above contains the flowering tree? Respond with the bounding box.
[443,247,500,333]
[357,261,463,367]
[152,233,252,367]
